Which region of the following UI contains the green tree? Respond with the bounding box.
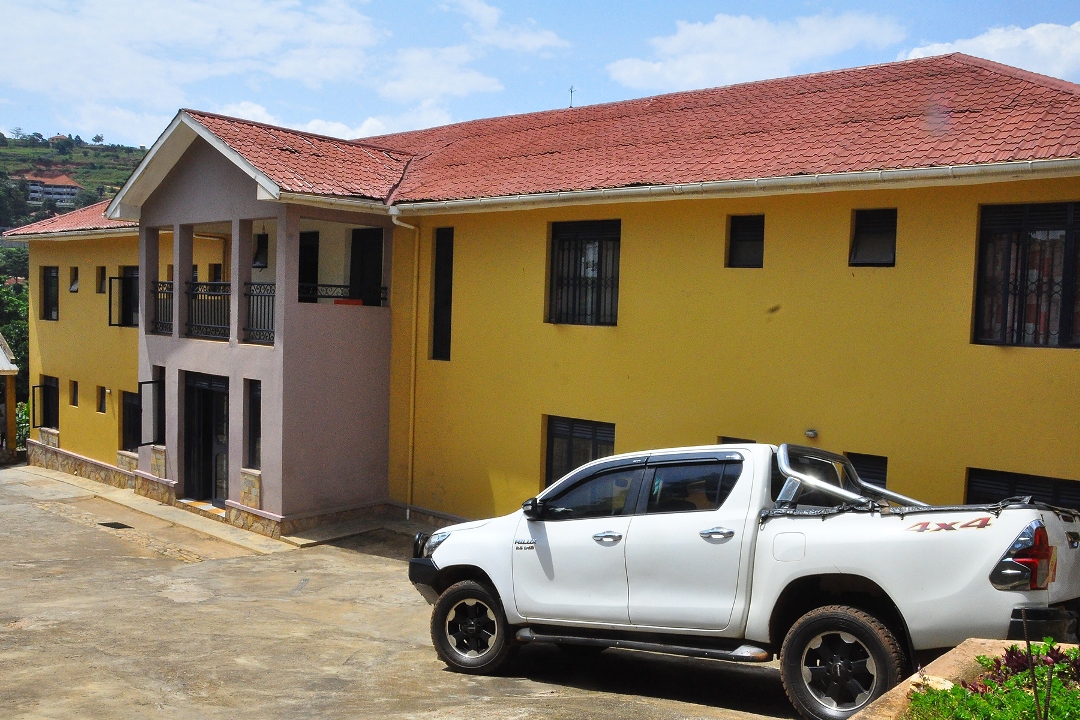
[0,282,29,401]
[74,188,100,208]
[91,134,104,144]
[53,137,74,155]
[0,132,7,147]
[0,248,29,278]
[0,172,31,227]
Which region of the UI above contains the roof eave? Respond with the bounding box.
[394,157,1080,215]
[106,111,282,221]
[2,226,140,242]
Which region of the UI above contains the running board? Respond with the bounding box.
[515,628,771,662]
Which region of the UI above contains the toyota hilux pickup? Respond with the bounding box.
[409,443,1080,720]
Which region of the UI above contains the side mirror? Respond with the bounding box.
[521,497,543,520]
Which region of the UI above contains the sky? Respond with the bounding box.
[2,0,1079,146]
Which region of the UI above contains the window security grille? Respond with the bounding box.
[728,215,765,268]
[845,452,888,488]
[850,209,897,266]
[545,415,616,486]
[967,468,1080,511]
[975,203,1079,348]
[548,220,620,325]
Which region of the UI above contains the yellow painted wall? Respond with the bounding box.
[29,232,231,466]
[389,177,1080,519]
[29,233,140,464]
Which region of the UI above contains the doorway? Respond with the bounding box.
[184,373,229,505]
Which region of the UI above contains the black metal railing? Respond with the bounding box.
[298,283,350,302]
[152,281,173,334]
[244,283,275,344]
[298,283,389,305]
[186,281,230,339]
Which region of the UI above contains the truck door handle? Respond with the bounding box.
[699,527,735,539]
[592,531,623,543]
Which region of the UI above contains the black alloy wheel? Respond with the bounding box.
[780,605,905,720]
[431,580,513,674]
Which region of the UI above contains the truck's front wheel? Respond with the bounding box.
[780,605,905,720]
[431,580,512,675]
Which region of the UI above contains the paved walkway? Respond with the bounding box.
[0,463,793,719]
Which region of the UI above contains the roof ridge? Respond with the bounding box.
[948,53,1080,96]
[183,109,414,158]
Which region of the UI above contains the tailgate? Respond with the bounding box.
[1044,510,1080,604]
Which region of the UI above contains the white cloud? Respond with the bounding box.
[379,46,503,103]
[448,0,567,52]
[212,101,451,141]
[607,12,906,91]
[905,22,1080,81]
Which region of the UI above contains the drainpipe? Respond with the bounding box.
[389,206,419,521]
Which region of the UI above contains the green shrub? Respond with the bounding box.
[15,401,27,449]
[906,641,1080,720]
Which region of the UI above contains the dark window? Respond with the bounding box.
[69,380,78,407]
[846,452,888,488]
[432,228,454,360]
[108,266,139,327]
[850,209,897,266]
[96,266,107,293]
[548,220,620,325]
[247,379,261,470]
[97,386,106,414]
[209,263,223,282]
[546,416,615,486]
[41,266,59,320]
[152,367,165,446]
[727,215,765,268]
[543,467,641,520]
[967,468,1080,511]
[69,267,79,292]
[121,391,140,452]
[645,462,743,514]
[298,231,319,303]
[719,435,755,444]
[252,234,269,268]
[34,376,59,429]
[974,202,1079,347]
[350,228,384,306]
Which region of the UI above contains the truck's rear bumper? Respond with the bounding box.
[1006,606,1079,643]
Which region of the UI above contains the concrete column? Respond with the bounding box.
[230,219,253,345]
[140,227,159,334]
[275,205,299,347]
[5,376,14,451]
[173,224,193,338]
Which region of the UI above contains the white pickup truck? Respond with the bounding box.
[409,443,1080,720]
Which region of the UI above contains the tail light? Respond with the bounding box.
[990,521,1057,591]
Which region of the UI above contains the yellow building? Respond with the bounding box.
[7,53,1080,534]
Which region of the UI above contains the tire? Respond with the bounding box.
[780,605,905,720]
[430,580,513,674]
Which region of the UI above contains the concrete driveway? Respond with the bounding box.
[0,464,794,719]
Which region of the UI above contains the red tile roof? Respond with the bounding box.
[184,110,411,200]
[135,53,1080,211]
[20,173,83,188]
[3,200,136,237]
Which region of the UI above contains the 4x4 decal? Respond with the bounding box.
[907,517,992,532]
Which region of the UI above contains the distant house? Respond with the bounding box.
[20,174,83,206]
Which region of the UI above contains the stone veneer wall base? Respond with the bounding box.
[27,441,465,541]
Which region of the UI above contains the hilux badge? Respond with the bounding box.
[514,539,536,550]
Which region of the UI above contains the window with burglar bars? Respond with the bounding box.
[974,202,1080,348]
[545,415,616,486]
[41,266,58,320]
[967,468,1080,511]
[548,220,620,325]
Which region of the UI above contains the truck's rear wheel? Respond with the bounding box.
[780,605,905,720]
[431,580,512,675]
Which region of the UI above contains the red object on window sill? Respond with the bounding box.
[334,298,364,305]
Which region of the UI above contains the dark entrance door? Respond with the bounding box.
[298,231,319,303]
[184,373,229,504]
[350,228,383,306]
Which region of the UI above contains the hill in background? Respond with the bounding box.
[0,129,146,230]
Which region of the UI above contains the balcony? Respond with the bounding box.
[152,281,173,334]
[244,283,275,344]
[298,283,388,305]
[186,282,230,340]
